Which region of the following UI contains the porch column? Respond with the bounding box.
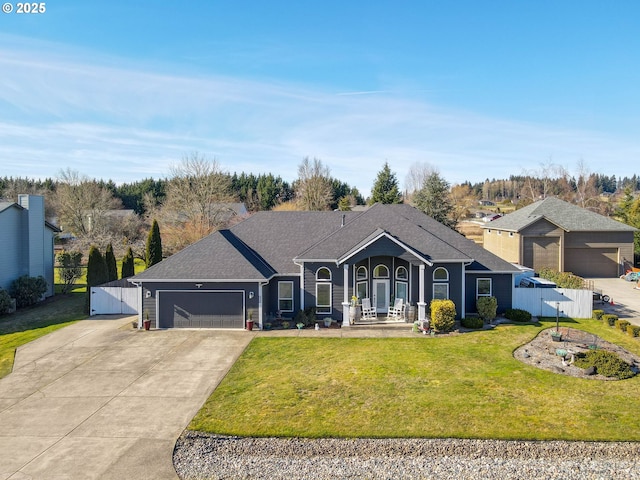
[418,263,427,321]
[342,263,350,327]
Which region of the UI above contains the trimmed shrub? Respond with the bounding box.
[476,296,497,322]
[504,308,532,323]
[626,325,640,337]
[461,317,484,329]
[574,350,635,380]
[430,299,456,333]
[10,275,48,308]
[294,307,317,328]
[0,289,12,314]
[602,314,618,327]
[615,319,631,332]
[592,309,604,321]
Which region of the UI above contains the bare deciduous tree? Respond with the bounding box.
[295,157,333,211]
[404,162,436,203]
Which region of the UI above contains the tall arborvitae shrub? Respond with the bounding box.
[121,247,135,278]
[85,246,108,313]
[105,243,118,282]
[146,219,163,268]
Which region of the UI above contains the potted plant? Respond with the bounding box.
[143,309,151,330]
[246,310,254,331]
[323,317,332,328]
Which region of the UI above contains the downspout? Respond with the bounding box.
[461,261,473,319]
[128,280,143,329]
[293,260,305,311]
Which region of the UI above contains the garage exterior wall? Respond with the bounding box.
[483,229,521,263]
[140,281,260,328]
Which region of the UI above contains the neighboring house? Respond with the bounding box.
[129,203,519,329]
[482,197,637,278]
[0,195,60,297]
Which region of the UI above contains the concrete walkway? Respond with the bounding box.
[0,316,254,479]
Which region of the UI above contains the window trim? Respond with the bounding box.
[395,266,408,281]
[373,264,389,278]
[356,280,368,301]
[395,281,408,302]
[356,266,368,281]
[278,281,294,312]
[433,267,449,281]
[316,282,332,315]
[476,278,492,298]
[433,283,449,300]
[316,267,332,281]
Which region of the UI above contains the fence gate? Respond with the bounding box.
[90,286,138,316]
[512,288,592,319]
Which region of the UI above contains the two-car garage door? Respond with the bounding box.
[158,290,245,328]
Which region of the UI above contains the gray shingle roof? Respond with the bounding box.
[131,204,519,282]
[484,197,637,233]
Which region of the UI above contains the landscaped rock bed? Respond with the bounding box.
[513,327,640,380]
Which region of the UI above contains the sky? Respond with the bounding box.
[1,1,639,198]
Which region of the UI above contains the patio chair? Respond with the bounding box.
[361,298,377,321]
[387,298,405,320]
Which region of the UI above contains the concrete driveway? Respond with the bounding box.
[590,277,640,325]
[0,316,254,479]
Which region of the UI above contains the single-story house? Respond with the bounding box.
[482,197,637,278]
[0,194,60,297]
[129,203,520,329]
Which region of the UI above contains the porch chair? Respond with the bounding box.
[387,298,405,321]
[361,298,377,321]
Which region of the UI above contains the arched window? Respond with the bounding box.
[373,265,389,278]
[433,267,449,300]
[316,267,332,314]
[396,266,408,280]
[356,266,368,280]
[433,267,449,281]
[316,267,332,281]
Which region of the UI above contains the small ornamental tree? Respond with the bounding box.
[56,250,83,294]
[476,296,498,323]
[121,247,135,279]
[85,246,108,313]
[430,299,456,333]
[146,219,163,268]
[105,243,118,282]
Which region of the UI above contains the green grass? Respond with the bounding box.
[0,292,86,378]
[190,317,640,441]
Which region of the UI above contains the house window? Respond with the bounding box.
[316,267,332,314]
[477,278,492,298]
[373,265,389,278]
[433,267,449,300]
[356,281,368,301]
[278,281,294,312]
[396,266,408,280]
[356,266,367,281]
[433,267,449,281]
[316,283,332,314]
[395,281,408,302]
[316,267,332,281]
[433,283,449,300]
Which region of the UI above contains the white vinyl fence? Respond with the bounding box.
[90,286,138,316]
[512,288,592,319]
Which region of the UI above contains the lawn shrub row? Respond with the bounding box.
[615,319,631,332]
[504,308,532,322]
[627,325,640,337]
[602,314,618,327]
[592,309,604,321]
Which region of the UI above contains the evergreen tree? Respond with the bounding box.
[105,243,118,282]
[370,162,402,204]
[85,245,107,313]
[146,219,163,268]
[414,172,455,228]
[121,247,135,278]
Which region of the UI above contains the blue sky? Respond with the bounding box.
[1,1,639,197]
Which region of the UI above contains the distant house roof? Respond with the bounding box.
[484,197,637,233]
[0,201,60,232]
[131,203,519,282]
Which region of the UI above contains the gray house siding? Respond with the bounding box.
[465,273,513,316]
[266,276,300,317]
[0,206,24,291]
[303,262,345,319]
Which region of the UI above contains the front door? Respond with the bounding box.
[372,279,389,314]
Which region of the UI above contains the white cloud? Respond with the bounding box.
[0,35,639,197]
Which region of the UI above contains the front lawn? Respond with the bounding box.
[190,318,640,441]
[0,293,85,378]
